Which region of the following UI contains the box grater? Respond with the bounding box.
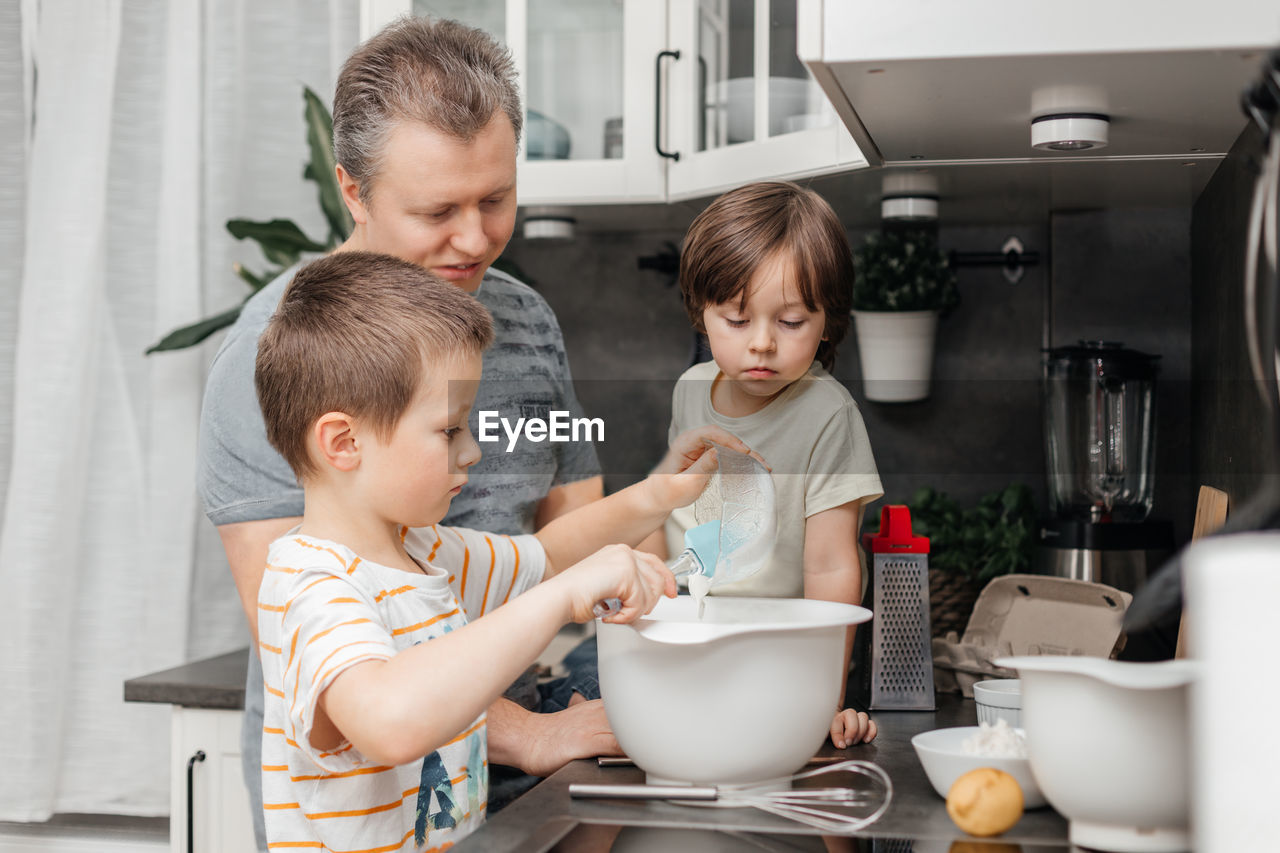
[853,505,935,711]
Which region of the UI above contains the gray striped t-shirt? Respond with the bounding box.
[196,263,600,536]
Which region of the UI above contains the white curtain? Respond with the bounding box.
[0,0,358,820]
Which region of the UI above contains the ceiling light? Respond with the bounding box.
[1031,113,1110,151]
[523,206,576,240]
[880,195,938,221]
[880,171,938,221]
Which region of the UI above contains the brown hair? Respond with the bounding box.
[256,252,494,480]
[680,181,853,370]
[333,16,523,205]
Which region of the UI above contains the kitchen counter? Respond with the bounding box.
[123,647,248,710]
[124,648,258,851]
[454,692,1070,852]
[124,654,1071,850]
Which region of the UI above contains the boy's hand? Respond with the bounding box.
[830,708,877,748]
[646,426,768,511]
[557,544,676,623]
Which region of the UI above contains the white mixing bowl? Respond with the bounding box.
[597,596,871,785]
[996,656,1196,853]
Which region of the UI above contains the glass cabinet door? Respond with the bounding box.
[362,0,505,43]
[411,0,505,41]
[694,0,836,151]
[667,0,865,201]
[765,0,835,140]
[362,0,666,205]
[360,0,864,205]
[697,0,756,151]
[517,0,666,203]
[525,0,623,162]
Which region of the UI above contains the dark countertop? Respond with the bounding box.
[123,647,248,710]
[121,653,1070,850]
[455,693,1070,852]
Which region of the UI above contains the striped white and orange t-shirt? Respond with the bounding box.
[258,525,545,852]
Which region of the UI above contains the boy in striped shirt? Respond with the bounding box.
[253,252,747,851]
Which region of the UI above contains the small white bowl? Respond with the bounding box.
[911,726,1046,809]
[973,678,1022,727]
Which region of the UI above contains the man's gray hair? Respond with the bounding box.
[333,16,523,205]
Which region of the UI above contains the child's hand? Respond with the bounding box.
[556,544,676,624]
[830,708,877,748]
[647,426,768,511]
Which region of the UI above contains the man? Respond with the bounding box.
[196,17,607,850]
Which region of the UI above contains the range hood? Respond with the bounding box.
[797,0,1280,211]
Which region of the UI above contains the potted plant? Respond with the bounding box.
[146,88,349,354]
[850,227,959,402]
[904,484,1038,637]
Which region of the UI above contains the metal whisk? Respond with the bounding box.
[569,759,893,833]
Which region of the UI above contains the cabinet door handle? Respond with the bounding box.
[655,49,681,161]
[186,749,206,852]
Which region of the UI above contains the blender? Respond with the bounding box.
[1038,341,1173,592]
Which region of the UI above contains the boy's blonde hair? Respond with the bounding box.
[334,16,523,206]
[680,181,853,370]
[256,252,494,479]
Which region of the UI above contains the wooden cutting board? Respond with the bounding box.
[1174,485,1229,658]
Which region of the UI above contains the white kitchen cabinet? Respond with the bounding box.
[364,0,665,204]
[362,0,866,204]
[168,708,255,853]
[798,0,1280,168]
[663,0,864,199]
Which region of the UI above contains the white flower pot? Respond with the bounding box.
[851,309,939,402]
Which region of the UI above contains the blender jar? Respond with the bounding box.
[1043,341,1159,523]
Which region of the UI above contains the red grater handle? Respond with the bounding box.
[862,505,930,554]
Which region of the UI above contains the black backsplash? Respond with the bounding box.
[503,195,1201,548]
[1192,123,1280,512]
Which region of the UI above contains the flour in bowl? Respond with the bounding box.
[962,719,1028,758]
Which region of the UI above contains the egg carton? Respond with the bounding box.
[932,573,1132,697]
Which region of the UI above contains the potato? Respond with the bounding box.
[945,767,1024,837]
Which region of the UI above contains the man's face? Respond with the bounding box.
[342,113,518,293]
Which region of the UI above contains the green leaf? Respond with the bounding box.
[145,303,246,354]
[227,218,328,266]
[302,86,353,244]
[147,85,345,356]
[852,229,960,315]
[234,262,277,292]
[903,482,1039,582]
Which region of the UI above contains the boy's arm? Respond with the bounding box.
[534,480,678,577]
[535,475,604,528]
[803,499,878,745]
[314,581,571,766]
[315,546,674,767]
[802,499,865,605]
[534,426,761,576]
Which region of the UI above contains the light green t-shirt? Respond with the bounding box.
[665,361,883,598]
